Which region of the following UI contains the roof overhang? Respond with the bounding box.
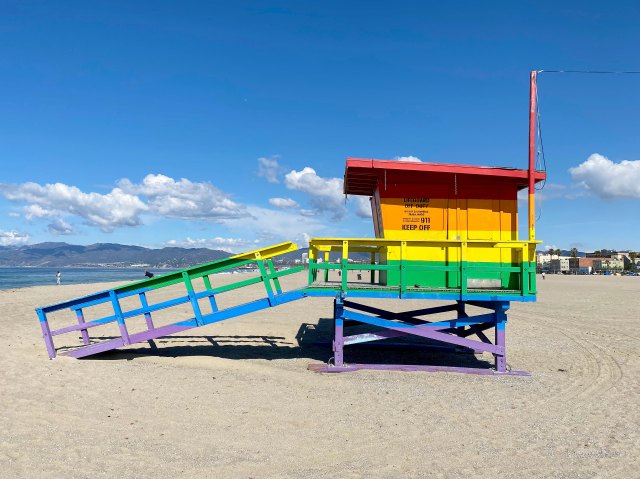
[344,158,547,196]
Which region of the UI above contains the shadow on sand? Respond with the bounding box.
[71,317,497,371]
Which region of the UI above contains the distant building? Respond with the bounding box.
[592,258,624,273]
[549,258,570,273]
[537,253,553,265]
[575,257,603,274]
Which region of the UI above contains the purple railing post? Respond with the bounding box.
[333,296,345,367]
[75,309,90,345]
[109,290,130,345]
[494,303,509,373]
[138,292,155,330]
[36,308,56,359]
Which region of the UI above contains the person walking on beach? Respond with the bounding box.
[56,271,61,285]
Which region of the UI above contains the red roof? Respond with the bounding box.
[344,158,547,196]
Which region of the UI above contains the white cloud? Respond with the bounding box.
[118,174,246,220]
[165,236,259,253]
[268,197,299,209]
[353,196,373,218]
[0,181,147,232]
[284,167,346,220]
[257,156,282,183]
[48,218,74,236]
[393,155,422,162]
[570,153,640,199]
[0,174,246,233]
[0,230,29,246]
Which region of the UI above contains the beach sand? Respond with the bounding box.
[1,272,639,478]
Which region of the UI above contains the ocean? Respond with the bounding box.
[0,267,175,290]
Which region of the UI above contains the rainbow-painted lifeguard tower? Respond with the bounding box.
[35,72,545,375]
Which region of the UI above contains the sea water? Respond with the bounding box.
[0,267,174,290]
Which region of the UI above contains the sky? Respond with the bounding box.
[1,1,639,253]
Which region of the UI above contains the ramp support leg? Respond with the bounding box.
[333,296,345,367]
[309,299,526,376]
[494,303,508,373]
[36,308,56,359]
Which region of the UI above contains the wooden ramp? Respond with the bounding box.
[36,242,305,359]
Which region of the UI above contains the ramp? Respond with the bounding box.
[36,242,306,359]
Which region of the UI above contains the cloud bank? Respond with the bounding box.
[284,167,345,219]
[570,154,640,199]
[0,174,246,233]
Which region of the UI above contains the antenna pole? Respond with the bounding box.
[528,70,537,241]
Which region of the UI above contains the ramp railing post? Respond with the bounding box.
[324,251,330,282]
[182,272,204,326]
[138,292,156,330]
[399,241,407,296]
[109,290,130,345]
[75,309,90,345]
[36,308,56,359]
[370,251,376,283]
[460,241,468,298]
[201,276,219,312]
[266,259,282,294]
[341,241,349,291]
[256,255,275,304]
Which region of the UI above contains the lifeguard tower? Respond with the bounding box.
[35,72,545,375]
[305,158,544,374]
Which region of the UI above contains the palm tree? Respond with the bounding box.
[570,248,578,258]
[555,248,562,259]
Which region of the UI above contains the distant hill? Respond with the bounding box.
[536,249,586,257]
[0,242,420,268]
[274,247,373,263]
[0,242,232,268]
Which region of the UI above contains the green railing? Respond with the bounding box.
[306,238,539,298]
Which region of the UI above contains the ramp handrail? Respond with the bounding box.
[36,242,302,359]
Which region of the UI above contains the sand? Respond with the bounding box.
[1,272,639,478]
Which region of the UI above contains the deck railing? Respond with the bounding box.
[307,238,539,298]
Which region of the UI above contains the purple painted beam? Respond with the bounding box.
[51,317,117,336]
[62,322,196,358]
[344,311,503,355]
[308,363,529,376]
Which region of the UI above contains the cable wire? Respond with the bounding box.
[532,68,640,220]
[538,69,640,74]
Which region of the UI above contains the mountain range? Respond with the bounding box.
[0,242,233,268]
[0,242,591,268]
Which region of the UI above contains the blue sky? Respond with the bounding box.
[1,1,639,253]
